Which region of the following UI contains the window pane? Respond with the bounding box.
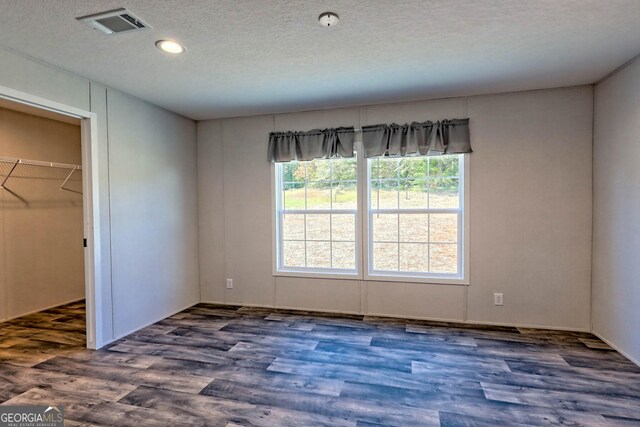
[370,180,398,209]
[306,242,331,268]
[399,179,427,209]
[305,161,330,182]
[306,182,331,209]
[332,242,355,270]
[399,214,429,242]
[306,214,330,241]
[429,156,460,177]
[430,244,458,273]
[332,214,355,241]
[277,158,358,274]
[282,241,305,268]
[373,243,398,271]
[428,178,459,208]
[283,182,304,210]
[399,157,428,180]
[372,214,398,242]
[429,214,458,243]
[332,158,357,181]
[282,214,304,240]
[283,162,304,183]
[332,181,357,209]
[370,158,399,180]
[399,243,429,272]
[366,154,464,278]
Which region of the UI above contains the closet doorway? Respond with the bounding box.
[0,86,102,350]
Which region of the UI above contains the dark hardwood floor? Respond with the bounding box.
[1,301,639,426]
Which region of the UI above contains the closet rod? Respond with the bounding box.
[0,155,82,170]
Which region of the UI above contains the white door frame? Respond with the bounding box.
[0,84,103,349]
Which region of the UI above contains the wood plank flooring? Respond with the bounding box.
[1,301,639,426]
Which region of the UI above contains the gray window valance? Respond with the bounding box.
[268,127,355,163]
[362,119,472,158]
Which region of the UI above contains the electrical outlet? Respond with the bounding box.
[494,293,504,306]
[226,279,233,289]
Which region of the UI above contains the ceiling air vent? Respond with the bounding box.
[77,8,150,35]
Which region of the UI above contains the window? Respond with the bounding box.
[275,156,358,274]
[274,152,467,282]
[368,154,464,278]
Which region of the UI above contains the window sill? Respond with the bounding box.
[273,270,469,285]
[365,273,469,286]
[273,270,362,281]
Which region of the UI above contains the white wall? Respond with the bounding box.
[197,86,594,330]
[197,120,225,303]
[107,89,199,338]
[0,47,89,111]
[0,46,199,346]
[0,107,84,320]
[465,89,593,329]
[592,57,640,364]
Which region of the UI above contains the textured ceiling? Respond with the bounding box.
[0,0,639,120]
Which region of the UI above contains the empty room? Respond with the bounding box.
[0,1,639,426]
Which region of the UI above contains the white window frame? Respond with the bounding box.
[272,158,361,279]
[271,140,470,285]
[363,153,470,285]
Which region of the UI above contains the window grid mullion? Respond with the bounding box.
[427,213,431,272]
[427,159,431,271]
[371,240,457,245]
[427,156,430,209]
[284,239,356,243]
[396,212,401,271]
[283,182,287,213]
[368,208,461,215]
[303,163,308,210]
[330,159,333,269]
[301,212,306,268]
[282,209,357,215]
[304,163,308,267]
[396,158,400,270]
[376,158,380,217]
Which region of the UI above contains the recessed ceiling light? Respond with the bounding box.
[318,12,339,27]
[155,40,185,54]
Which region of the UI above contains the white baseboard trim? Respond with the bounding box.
[200,300,589,333]
[365,311,463,324]
[99,300,200,348]
[0,297,85,323]
[464,319,591,333]
[202,300,362,316]
[276,305,361,315]
[592,330,640,368]
[96,336,117,348]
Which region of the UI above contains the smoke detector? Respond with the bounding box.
[318,12,339,27]
[77,8,150,35]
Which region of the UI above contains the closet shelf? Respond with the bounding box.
[0,155,82,195]
[0,155,82,171]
